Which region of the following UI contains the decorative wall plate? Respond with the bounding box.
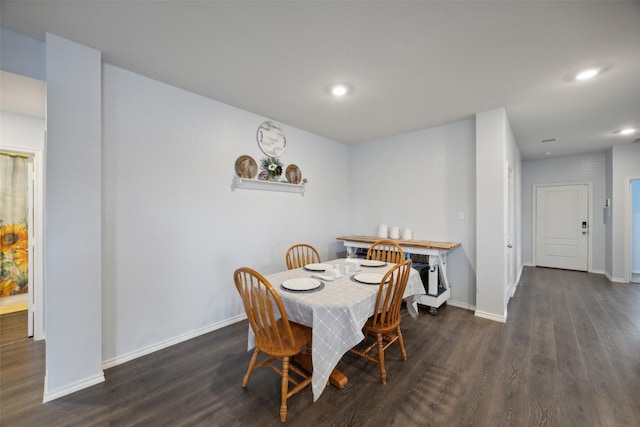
[235,155,258,179]
[285,164,302,184]
[257,121,286,157]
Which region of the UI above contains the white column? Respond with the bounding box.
[44,33,104,402]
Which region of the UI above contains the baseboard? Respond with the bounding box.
[590,269,605,275]
[611,277,628,283]
[447,300,475,311]
[509,281,519,298]
[102,313,247,370]
[516,265,524,284]
[474,310,507,323]
[509,265,524,298]
[604,271,627,284]
[43,371,105,403]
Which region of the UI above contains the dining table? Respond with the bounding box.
[251,258,426,402]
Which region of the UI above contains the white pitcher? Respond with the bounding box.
[402,228,413,240]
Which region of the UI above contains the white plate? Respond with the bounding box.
[361,260,387,267]
[282,278,322,291]
[304,263,330,272]
[353,273,386,285]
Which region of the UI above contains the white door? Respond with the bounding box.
[535,184,589,271]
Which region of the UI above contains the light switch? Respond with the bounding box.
[457,211,465,220]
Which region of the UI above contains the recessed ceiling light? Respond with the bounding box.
[331,84,348,97]
[544,152,552,156]
[619,128,636,135]
[575,68,599,80]
[327,83,353,97]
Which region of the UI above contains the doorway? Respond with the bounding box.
[0,152,31,334]
[0,150,44,340]
[534,183,590,271]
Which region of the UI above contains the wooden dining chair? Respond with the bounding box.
[285,243,321,270]
[233,267,313,422]
[349,259,412,384]
[366,239,404,264]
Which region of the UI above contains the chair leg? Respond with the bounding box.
[280,356,290,422]
[242,348,260,388]
[396,326,407,361]
[376,332,387,384]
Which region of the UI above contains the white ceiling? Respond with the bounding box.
[1,1,639,160]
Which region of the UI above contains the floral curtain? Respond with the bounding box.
[0,153,29,297]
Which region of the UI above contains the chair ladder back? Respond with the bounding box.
[233,267,313,422]
[234,268,293,352]
[286,244,321,270]
[371,259,412,328]
[366,239,404,264]
[252,283,283,348]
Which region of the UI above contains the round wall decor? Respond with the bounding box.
[257,121,286,157]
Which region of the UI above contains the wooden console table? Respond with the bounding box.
[336,235,461,314]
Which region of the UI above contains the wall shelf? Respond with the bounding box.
[232,175,306,194]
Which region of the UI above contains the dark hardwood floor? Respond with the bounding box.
[0,310,28,345]
[1,267,639,426]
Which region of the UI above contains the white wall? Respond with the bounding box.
[610,144,640,281]
[44,33,104,401]
[521,152,607,272]
[475,109,506,320]
[605,150,613,275]
[632,180,640,275]
[504,113,523,300]
[347,119,477,308]
[101,64,349,365]
[475,108,522,322]
[0,112,45,150]
[0,28,46,80]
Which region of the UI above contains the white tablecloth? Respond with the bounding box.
[255,258,424,401]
